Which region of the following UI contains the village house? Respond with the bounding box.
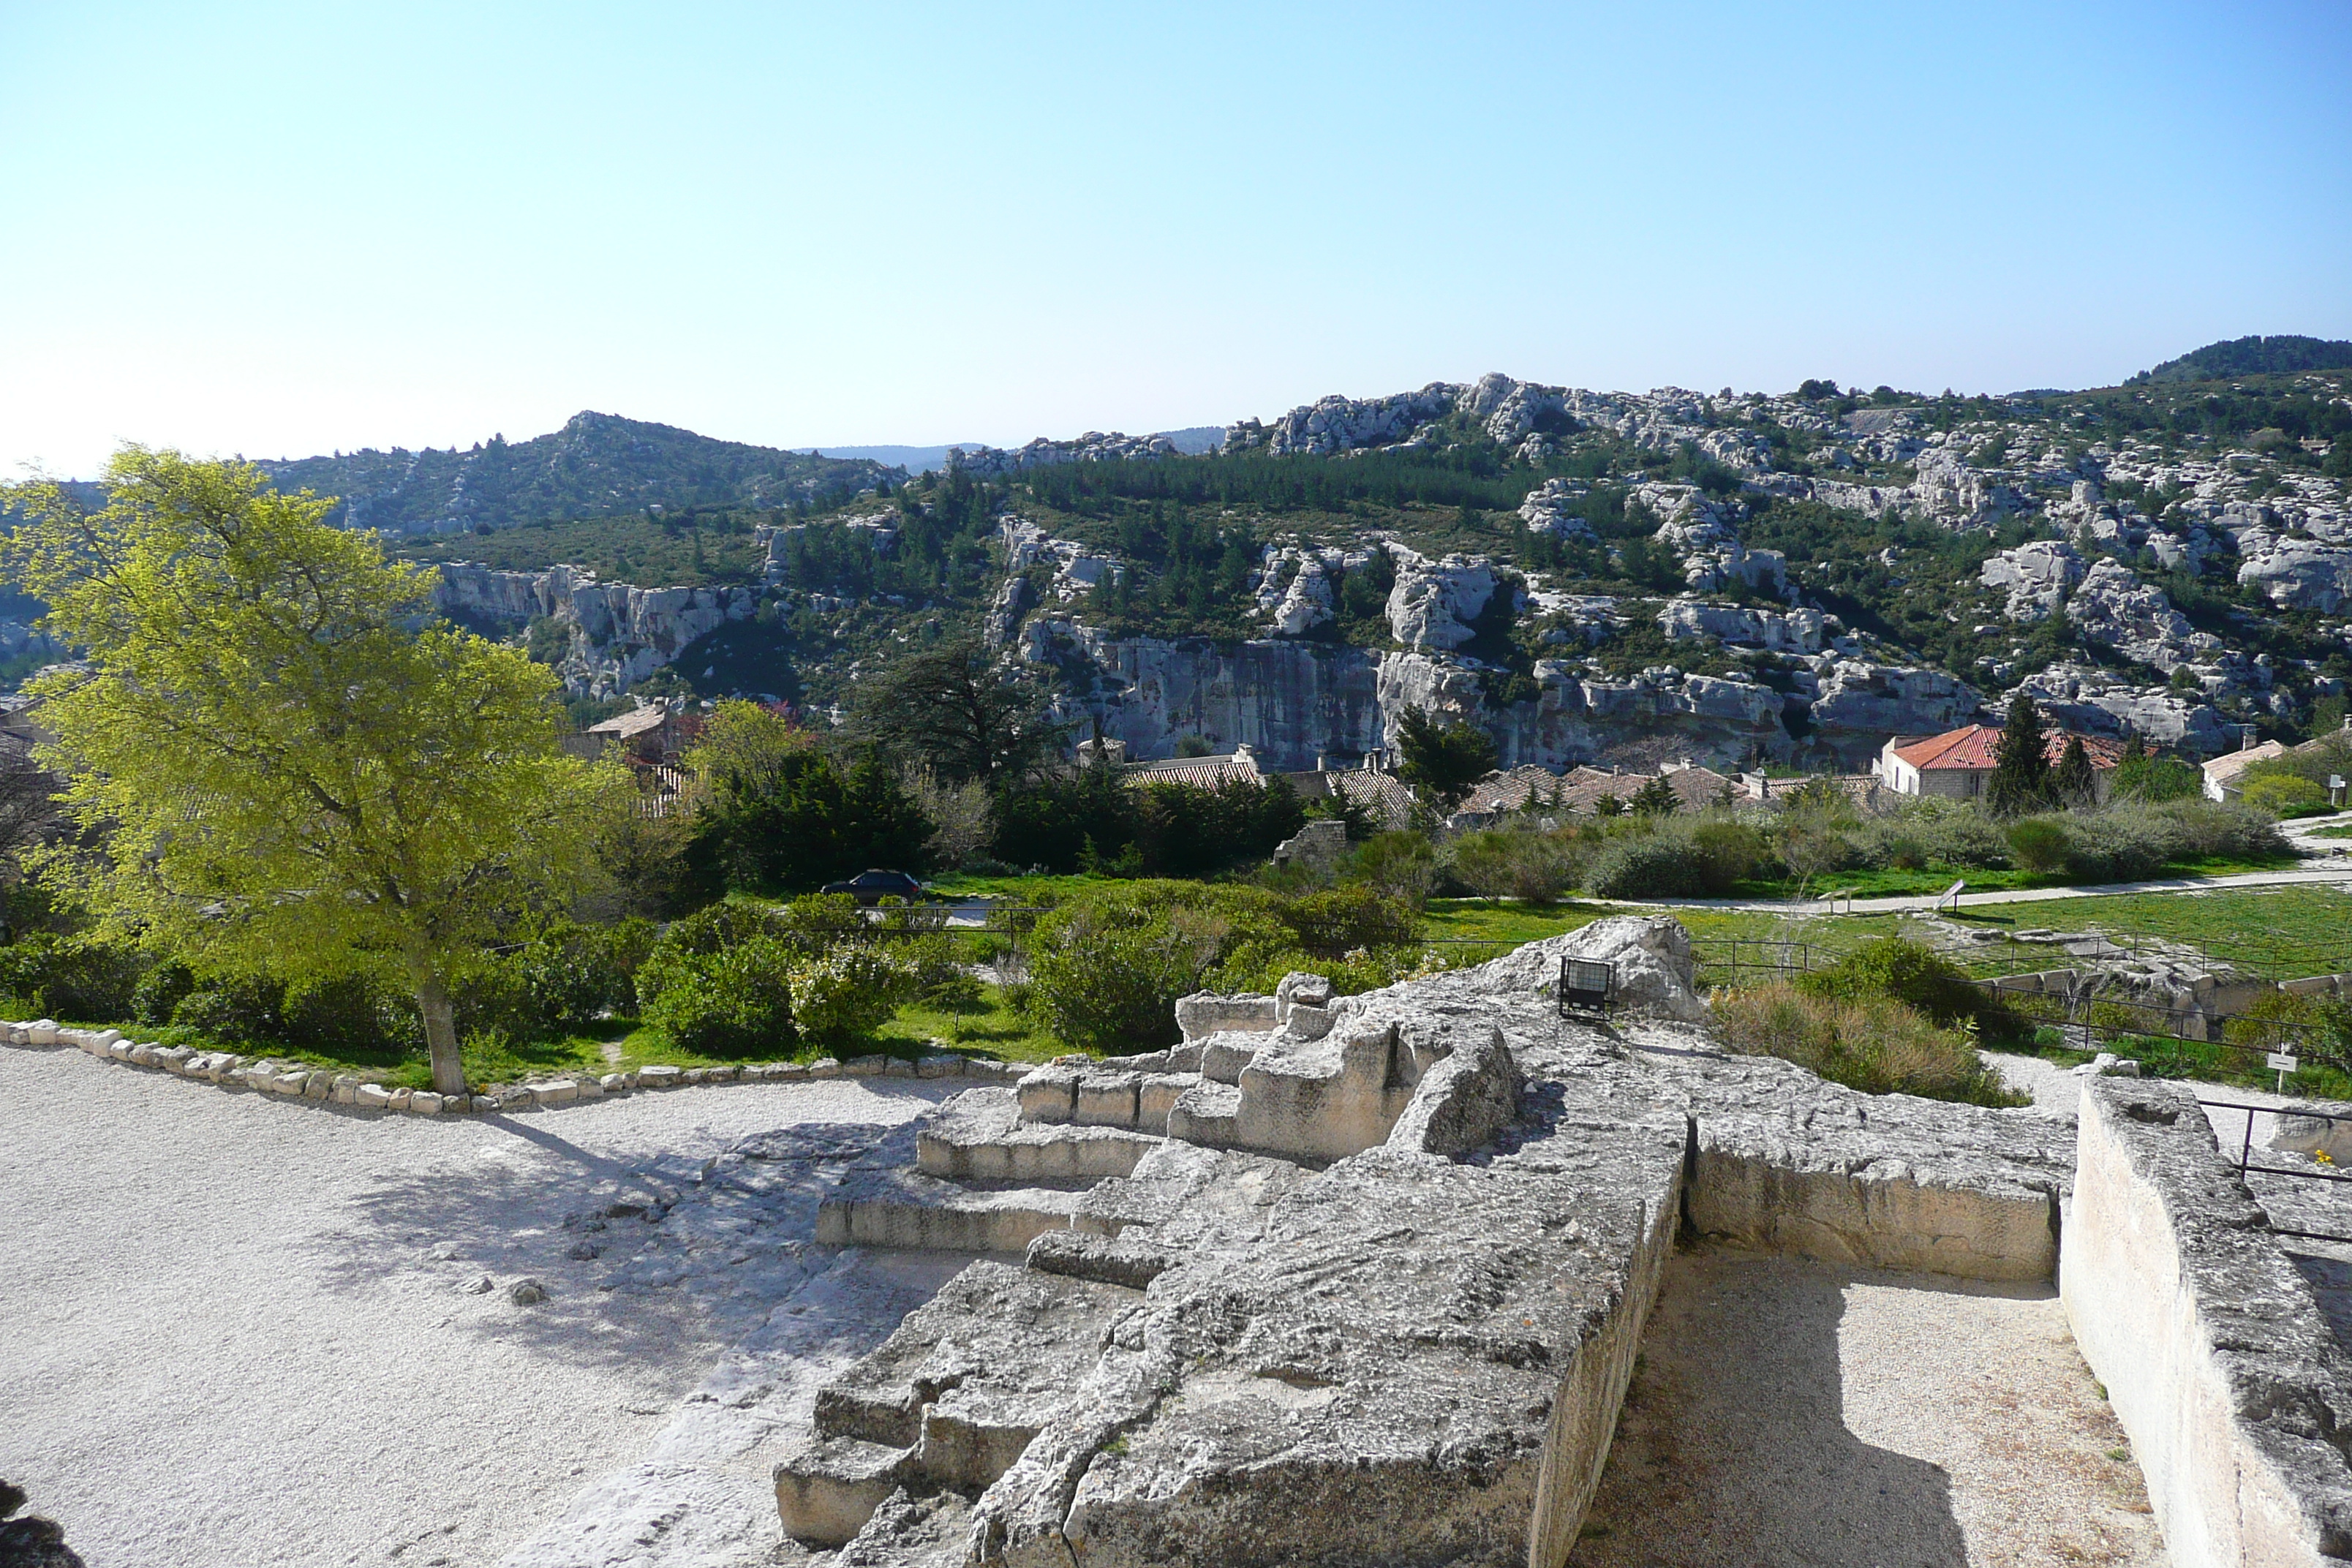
[1876,723,2127,803]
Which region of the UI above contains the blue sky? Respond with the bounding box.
[3,1,2347,477]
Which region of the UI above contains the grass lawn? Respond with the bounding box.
[1942,883,2352,979]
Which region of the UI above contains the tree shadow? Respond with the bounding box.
[1570,1247,1971,1568]
[302,1112,939,1377]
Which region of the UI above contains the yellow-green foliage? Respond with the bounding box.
[1,450,627,1091]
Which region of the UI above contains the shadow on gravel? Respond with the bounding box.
[1572,1251,1970,1568]
[303,1117,930,1375]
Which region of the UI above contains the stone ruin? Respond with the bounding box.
[771,916,2352,1567]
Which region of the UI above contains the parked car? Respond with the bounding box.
[821,869,927,906]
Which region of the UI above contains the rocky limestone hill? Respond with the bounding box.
[207,353,2352,772]
[258,412,902,537]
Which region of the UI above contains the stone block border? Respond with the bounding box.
[0,1017,1030,1117]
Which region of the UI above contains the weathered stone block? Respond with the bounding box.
[775,1436,913,1546]
[1175,992,1278,1041]
[1164,1079,1240,1148]
[918,1090,1160,1183]
[1016,1064,1080,1125]
[1074,1071,1140,1128]
[817,1166,1080,1253]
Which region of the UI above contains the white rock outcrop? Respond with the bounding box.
[1657,598,1825,655]
[1384,549,1507,652]
[432,563,758,698]
[1980,540,2086,622]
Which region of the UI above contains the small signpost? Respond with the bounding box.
[1937,878,1966,913]
[2332,774,2346,807]
[2270,1050,2301,1093]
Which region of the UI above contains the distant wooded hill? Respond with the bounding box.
[260,411,905,535]
[2132,335,2352,384]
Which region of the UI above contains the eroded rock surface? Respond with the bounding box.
[773,920,2081,1566]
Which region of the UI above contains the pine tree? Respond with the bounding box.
[1630,774,1682,815]
[1986,693,2054,816]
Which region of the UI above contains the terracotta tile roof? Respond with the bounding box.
[1120,752,1266,787]
[1893,724,2125,773]
[1462,765,1572,814]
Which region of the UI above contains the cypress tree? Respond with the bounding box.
[1986,693,2054,816]
[2051,734,2097,807]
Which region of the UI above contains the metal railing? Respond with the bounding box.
[1690,939,1828,987]
[2201,1096,2352,1245]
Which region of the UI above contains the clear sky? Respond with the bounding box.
[4,1,2348,477]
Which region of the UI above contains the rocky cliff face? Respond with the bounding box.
[432,562,758,698]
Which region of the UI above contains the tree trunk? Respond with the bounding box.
[413,967,467,1096]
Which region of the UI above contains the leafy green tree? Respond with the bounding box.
[1,450,621,1096]
[853,638,1062,785]
[1985,694,2054,817]
[683,701,933,893]
[1394,709,1496,810]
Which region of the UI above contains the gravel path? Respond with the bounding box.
[0,1044,957,1568]
[1571,1245,2168,1567]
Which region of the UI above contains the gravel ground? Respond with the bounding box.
[0,1044,958,1568]
[1569,1245,2168,1568]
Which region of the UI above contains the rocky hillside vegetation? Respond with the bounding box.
[258,410,900,535]
[238,343,2352,772]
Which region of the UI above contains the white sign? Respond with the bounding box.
[2268,1052,2300,1073]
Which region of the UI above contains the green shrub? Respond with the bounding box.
[773,892,870,956]
[2006,818,2072,873]
[1448,828,1583,905]
[132,960,197,1026]
[1346,832,1439,907]
[1795,937,2021,1039]
[1714,981,2023,1106]
[2060,798,2289,881]
[1689,818,1771,888]
[788,946,916,1049]
[2242,772,2329,816]
[1910,804,2011,869]
[172,975,286,1042]
[1583,831,1711,900]
[1280,886,1419,958]
[638,935,799,1057]
[0,932,148,1022]
[1026,881,1289,1052]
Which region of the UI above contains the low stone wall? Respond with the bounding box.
[2062,1077,2352,1567]
[0,1018,1027,1115]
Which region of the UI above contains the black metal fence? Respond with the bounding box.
[2201,1096,2352,1245]
[1690,939,1829,987]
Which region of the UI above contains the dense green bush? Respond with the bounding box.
[1448,827,1583,904]
[1346,832,1439,906]
[1278,885,1419,959]
[638,935,799,1057]
[1026,881,1288,1052]
[2242,772,2329,815]
[788,946,916,1049]
[1795,937,2021,1039]
[1583,831,1710,900]
[2058,799,2287,882]
[0,932,148,1022]
[2006,818,2071,872]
